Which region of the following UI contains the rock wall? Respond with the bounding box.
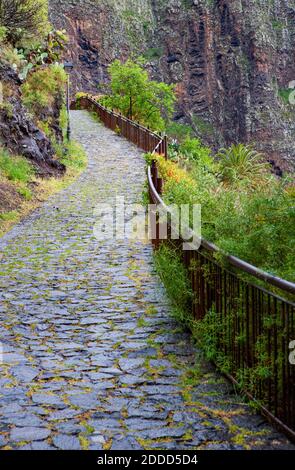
[0,62,65,176]
[49,0,295,172]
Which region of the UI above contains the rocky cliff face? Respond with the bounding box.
[49,0,295,172]
[0,62,65,175]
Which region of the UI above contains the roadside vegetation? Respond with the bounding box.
[150,139,294,283]
[0,143,87,236]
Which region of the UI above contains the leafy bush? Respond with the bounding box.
[0,42,24,68]
[18,29,68,80]
[0,210,18,221]
[213,183,295,280]
[17,186,32,200]
[166,121,194,142]
[0,101,13,117]
[154,143,294,282]
[178,136,215,170]
[278,88,293,105]
[21,63,67,143]
[21,64,66,116]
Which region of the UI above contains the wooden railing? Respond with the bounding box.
[75,94,295,442]
[75,95,168,158]
[149,164,295,442]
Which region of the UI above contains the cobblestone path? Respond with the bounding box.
[0,111,293,450]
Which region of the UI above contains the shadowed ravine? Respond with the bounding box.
[0,111,293,450]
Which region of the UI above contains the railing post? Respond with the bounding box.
[158,138,162,156]
[164,135,168,160]
[147,127,150,152]
[137,123,140,147]
[111,110,114,130]
[151,160,157,188]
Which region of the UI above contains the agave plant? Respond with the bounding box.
[217,144,269,186]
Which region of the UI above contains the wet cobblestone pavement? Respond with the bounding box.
[0,111,293,450]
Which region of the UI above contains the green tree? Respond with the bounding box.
[103,59,176,131]
[0,0,49,46]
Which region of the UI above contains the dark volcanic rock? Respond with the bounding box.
[0,62,65,176]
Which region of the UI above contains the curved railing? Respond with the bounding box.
[75,93,295,441]
[149,162,295,441]
[74,94,168,158]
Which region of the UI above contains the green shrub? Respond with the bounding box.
[0,43,24,68]
[191,308,232,373]
[0,210,18,221]
[155,142,294,282]
[179,136,215,170]
[278,88,292,104]
[18,29,68,80]
[0,101,13,117]
[17,186,32,200]
[21,64,66,116]
[213,183,295,280]
[0,148,34,183]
